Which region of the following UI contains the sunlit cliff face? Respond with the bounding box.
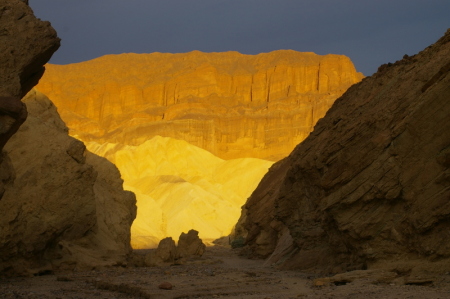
[36,50,362,248]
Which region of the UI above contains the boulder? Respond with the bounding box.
[144,237,177,267]
[143,230,206,267]
[176,230,206,260]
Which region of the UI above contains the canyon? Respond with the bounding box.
[1,2,449,298]
[35,50,363,248]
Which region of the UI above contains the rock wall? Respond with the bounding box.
[0,90,136,275]
[0,1,137,276]
[0,0,59,151]
[36,50,363,161]
[240,29,450,275]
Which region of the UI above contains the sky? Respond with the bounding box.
[31,0,450,76]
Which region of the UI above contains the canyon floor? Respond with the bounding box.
[1,244,450,299]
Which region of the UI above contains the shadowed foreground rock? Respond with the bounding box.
[239,29,450,277]
[0,0,59,197]
[0,0,137,276]
[0,0,59,151]
[141,230,206,267]
[176,229,206,260]
[0,91,136,275]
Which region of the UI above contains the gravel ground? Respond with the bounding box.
[1,245,450,299]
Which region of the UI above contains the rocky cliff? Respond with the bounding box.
[0,0,59,219]
[0,0,59,151]
[36,50,363,161]
[1,90,137,275]
[239,29,450,277]
[0,1,136,276]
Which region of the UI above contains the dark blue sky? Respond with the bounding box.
[31,0,450,76]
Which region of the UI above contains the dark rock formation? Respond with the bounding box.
[0,1,136,276]
[0,90,136,275]
[176,229,206,260]
[142,229,206,267]
[144,237,177,266]
[0,96,27,151]
[0,0,59,152]
[239,29,450,276]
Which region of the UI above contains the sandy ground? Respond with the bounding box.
[1,245,450,299]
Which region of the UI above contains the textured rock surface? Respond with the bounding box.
[0,0,59,98]
[0,0,59,151]
[144,237,177,267]
[86,136,273,249]
[176,230,206,260]
[36,50,362,161]
[240,29,450,275]
[0,90,136,275]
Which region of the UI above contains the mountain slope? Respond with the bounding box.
[87,136,273,248]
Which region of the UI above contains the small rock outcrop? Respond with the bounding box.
[239,29,450,277]
[176,230,206,259]
[143,230,206,267]
[144,237,177,266]
[0,91,137,275]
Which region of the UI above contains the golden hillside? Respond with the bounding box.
[86,136,273,248]
[37,50,363,161]
[36,50,362,248]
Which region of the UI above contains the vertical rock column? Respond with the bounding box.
[0,0,60,198]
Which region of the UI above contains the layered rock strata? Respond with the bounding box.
[1,90,136,275]
[36,50,363,161]
[239,29,450,276]
[35,49,362,250]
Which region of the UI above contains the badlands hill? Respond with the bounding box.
[36,50,363,161]
[87,137,273,248]
[238,29,450,279]
[36,50,362,248]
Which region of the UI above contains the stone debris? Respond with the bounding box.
[158,281,173,290]
[142,229,206,267]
